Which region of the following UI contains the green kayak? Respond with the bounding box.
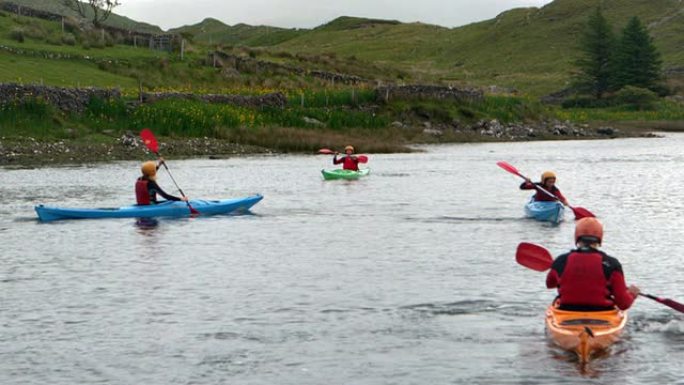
[321,168,371,180]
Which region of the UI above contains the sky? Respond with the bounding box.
[116,0,554,31]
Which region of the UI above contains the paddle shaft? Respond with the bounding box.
[155,152,189,199]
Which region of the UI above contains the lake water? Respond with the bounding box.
[1,135,683,384]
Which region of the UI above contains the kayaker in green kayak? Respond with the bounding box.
[520,170,570,205]
[135,160,189,205]
[333,145,361,171]
[546,217,640,311]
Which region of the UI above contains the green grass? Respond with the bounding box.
[272,0,684,96]
[170,18,304,46]
[0,13,167,60]
[553,100,684,122]
[0,52,138,88]
[5,0,162,33]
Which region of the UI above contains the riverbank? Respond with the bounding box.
[0,121,666,166]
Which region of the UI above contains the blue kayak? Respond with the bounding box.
[524,197,564,224]
[35,194,263,222]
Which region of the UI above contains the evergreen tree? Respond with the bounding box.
[573,8,615,99]
[612,17,663,92]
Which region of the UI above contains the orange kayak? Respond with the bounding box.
[545,302,627,363]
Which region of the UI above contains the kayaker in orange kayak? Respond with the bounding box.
[520,171,570,205]
[135,159,188,205]
[333,145,360,171]
[546,217,640,311]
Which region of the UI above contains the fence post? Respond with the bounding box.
[180,39,185,60]
[133,36,137,48]
[139,80,143,103]
[300,93,304,108]
[61,17,65,33]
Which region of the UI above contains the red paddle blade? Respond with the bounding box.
[661,298,684,313]
[188,204,200,216]
[357,155,368,163]
[140,128,159,154]
[496,161,522,177]
[516,242,553,272]
[571,206,596,220]
[318,148,335,155]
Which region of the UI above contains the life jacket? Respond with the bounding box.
[342,156,359,171]
[551,248,618,310]
[135,178,151,205]
[534,183,561,202]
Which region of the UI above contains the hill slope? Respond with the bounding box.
[170,18,302,46]
[2,0,163,33]
[271,0,684,95]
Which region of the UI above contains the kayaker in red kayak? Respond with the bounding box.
[546,217,640,311]
[135,159,189,205]
[520,171,569,205]
[333,145,360,171]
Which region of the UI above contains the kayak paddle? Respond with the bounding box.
[139,129,199,215]
[516,242,553,271]
[639,294,684,313]
[318,148,368,163]
[496,161,595,220]
[515,242,684,314]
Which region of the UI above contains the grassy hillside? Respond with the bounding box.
[3,0,163,33]
[170,18,303,46]
[273,0,684,95]
[0,0,683,97]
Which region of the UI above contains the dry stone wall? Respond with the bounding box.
[210,51,368,85]
[375,85,484,103]
[0,83,120,112]
[140,92,288,108]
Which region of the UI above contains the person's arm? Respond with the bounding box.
[148,180,182,202]
[332,154,343,165]
[520,179,536,190]
[546,269,560,289]
[608,270,638,310]
[546,254,568,289]
[554,188,569,206]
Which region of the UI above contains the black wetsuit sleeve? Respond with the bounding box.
[148,180,181,201]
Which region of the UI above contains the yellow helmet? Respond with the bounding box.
[141,161,157,179]
[344,145,354,153]
[541,171,556,182]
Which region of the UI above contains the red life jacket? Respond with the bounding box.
[135,178,151,205]
[556,251,610,308]
[546,248,635,310]
[342,156,359,171]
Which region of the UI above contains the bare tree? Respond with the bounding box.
[63,0,121,27]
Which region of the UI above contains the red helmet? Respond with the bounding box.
[575,217,603,245]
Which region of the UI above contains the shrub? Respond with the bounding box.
[9,27,25,43]
[561,96,613,109]
[46,35,63,46]
[614,86,659,110]
[61,33,76,46]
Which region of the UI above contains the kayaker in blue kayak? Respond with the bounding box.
[520,171,569,205]
[333,145,360,171]
[546,217,640,311]
[135,160,188,205]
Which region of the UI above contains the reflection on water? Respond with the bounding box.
[1,136,684,384]
[135,217,160,231]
